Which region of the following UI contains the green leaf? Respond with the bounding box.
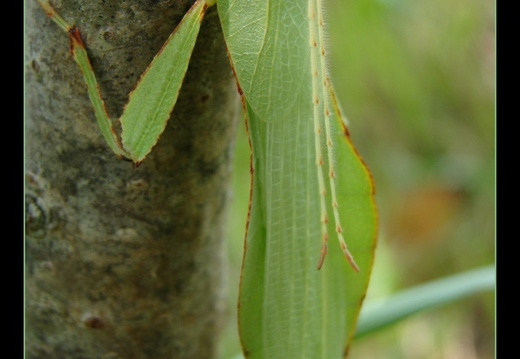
[355,265,496,338]
[219,1,378,357]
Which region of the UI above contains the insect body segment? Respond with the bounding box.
[308,0,359,272]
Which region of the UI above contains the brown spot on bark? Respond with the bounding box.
[84,317,105,330]
[200,93,210,103]
[31,60,40,73]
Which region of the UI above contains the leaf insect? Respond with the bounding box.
[217,0,361,271]
[215,2,377,356]
[36,0,361,272]
[35,0,378,357]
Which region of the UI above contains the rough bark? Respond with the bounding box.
[25,0,239,358]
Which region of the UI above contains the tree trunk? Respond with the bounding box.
[25,1,239,358]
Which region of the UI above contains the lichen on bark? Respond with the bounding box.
[25,0,239,358]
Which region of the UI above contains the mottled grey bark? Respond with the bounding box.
[25,0,239,358]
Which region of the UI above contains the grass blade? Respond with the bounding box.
[355,265,496,338]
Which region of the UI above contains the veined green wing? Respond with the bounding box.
[218,0,378,357]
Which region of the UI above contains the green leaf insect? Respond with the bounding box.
[217,1,377,356]
[36,0,378,358]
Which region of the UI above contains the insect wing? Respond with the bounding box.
[219,0,378,357]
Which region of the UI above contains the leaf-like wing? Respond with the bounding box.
[219,1,378,357]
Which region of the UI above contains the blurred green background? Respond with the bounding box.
[219,0,495,358]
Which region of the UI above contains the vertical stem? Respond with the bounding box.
[25,1,239,358]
